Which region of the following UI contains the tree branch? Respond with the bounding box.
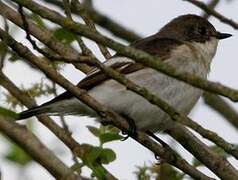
[202,0,220,19]
[0,115,79,180]
[203,92,238,130]
[71,0,111,59]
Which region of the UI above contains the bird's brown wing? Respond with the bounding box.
[42,37,182,105]
[43,61,144,105]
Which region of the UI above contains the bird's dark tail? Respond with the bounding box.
[17,105,51,120]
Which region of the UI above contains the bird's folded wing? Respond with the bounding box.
[42,61,144,105]
[42,37,182,105]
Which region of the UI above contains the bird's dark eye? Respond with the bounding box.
[198,26,207,35]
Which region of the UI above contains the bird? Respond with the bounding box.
[18,14,231,133]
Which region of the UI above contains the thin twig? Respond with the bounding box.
[72,0,111,59]
[0,17,9,70]
[185,0,238,29]
[202,0,220,19]
[203,92,238,130]
[18,5,94,66]
[63,0,94,58]
[63,0,73,20]
[62,0,96,63]
[51,80,79,165]
[0,114,78,180]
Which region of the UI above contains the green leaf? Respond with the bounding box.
[192,158,202,168]
[0,106,18,119]
[210,145,230,157]
[91,166,106,180]
[53,28,76,44]
[86,146,102,165]
[81,146,116,165]
[31,13,45,28]
[87,126,100,137]
[70,163,83,173]
[105,125,121,133]
[9,52,22,62]
[4,143,32,166]
[79,143,93,163]
[99,148,116,164]
[99,133,122,144]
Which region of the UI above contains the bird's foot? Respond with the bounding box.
[145,130,168,147]
[145,130,173,162]
[121,114,137,141]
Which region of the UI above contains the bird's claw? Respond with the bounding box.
[121,114,137,141]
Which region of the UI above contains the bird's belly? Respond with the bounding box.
[89,68,202,132]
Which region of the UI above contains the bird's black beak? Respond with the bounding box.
[215,32,232,40]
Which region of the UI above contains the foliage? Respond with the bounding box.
[0,106,18,119]
[4,143,32,166]
[4,79,54,109]
[134,162,185,180]
[73,125,124,179]
[53,28,77,44]
[87,124,123,146]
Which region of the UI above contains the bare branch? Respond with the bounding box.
[63,0,73,20]
[0,115,78,180]
[203,92,238,130]
[18,5,94,66]
[202,0,220,19]
[61,0,95,60]
[71,0,111,59]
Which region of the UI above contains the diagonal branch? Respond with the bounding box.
[203,92,238,130]
[202,0,220,19]
[0,115,79,180]
[71,0,111,59]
